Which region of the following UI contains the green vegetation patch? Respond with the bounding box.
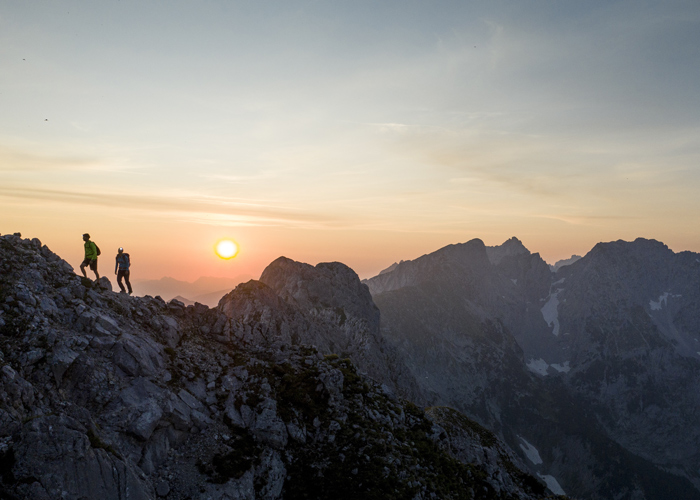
[329,357,369,395]
[427,406,497,448]
[197,430,261,484]
[272,362,328,424]
[284,386,502,500]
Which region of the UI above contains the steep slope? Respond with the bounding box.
[364,237,700,500]
[0,233,550,500]
[257,256,421,401]
[549,239,700,490]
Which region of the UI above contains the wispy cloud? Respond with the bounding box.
[0,145,145,173]
[376,119,700,201]
[535,214,641,226]
[0,185,339,228]
[201,171,280,184]
[0,147,97,172]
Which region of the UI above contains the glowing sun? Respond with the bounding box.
[215,239,239,259]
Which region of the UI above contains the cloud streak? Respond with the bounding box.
[0,147,97,172]
[378,120,700,199]
[0,185,340,228]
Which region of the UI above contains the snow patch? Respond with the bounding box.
[519,437,543,465]
[511,279,518,285]
[551,361,570,373]
[526,358,549,376]
[649,292,669,311]
[541,292,561,336]
[538,474,566,496]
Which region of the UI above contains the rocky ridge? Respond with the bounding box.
[363,236,700,500]
[0,233,554,500]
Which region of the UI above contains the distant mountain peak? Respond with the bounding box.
[586,237,673,262]
[133,273,252,306]
[378,260,405,275]
[550,255,582,272]
[485,236,530,265]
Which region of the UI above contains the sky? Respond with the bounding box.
[2,0,700,282]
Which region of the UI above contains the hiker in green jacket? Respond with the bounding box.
[80,233,100,280]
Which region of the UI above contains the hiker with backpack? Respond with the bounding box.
[80,233,100,280]
[115,247,132,294]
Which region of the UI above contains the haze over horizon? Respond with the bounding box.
[2,1,699,281]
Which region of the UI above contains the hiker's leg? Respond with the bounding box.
[117,271,126,292]
[124,270,133,294]
[80,263,87,278]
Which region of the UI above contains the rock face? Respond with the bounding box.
[364,236,700,500]
[257,257,421,401]
[551,239,700,491]
[0,233,548,500]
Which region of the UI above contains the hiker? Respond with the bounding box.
[80,233,100,280]
[115,247,132,294]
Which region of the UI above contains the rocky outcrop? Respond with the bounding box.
[485,237,531,265]
[257,257,421,401]
[364,236,700,500]
[550,239,700,491]
[364,238,493,297]
[0,233,549,500]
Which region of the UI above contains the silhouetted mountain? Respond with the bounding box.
[4,230,698,500]
[363,236,700,499]
[171,295,194,306]
[133,275,252,306]
[0,233,549,500]
[485,236,531,265]
[549,255,581,272]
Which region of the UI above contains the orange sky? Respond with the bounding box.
[2,1,700,282]
[3,199,698,282]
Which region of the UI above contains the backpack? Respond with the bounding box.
[95,244,101,256]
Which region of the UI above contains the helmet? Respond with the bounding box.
[118,247,124,253]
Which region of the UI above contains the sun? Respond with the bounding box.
[215,239,239,259]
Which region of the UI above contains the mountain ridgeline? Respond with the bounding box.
[0,233,553,500]
[363,236,700,500]
[1,232,699,499]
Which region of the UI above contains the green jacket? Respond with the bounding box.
[84,241,98,260]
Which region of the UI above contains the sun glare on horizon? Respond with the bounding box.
[215,239,239,260]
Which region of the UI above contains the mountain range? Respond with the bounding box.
[1,231,699,499]
[363,236,700,499]
[0,233,553,500]
[133,275,253,307]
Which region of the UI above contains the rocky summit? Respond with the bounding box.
[0,233,554,500]
[364,237,700,500]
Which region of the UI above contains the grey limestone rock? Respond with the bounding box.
[96,276,112,291]
[12,415,152,500]
[112,334,164,377]
[49,344,80,385]
[128,399,163,440]
[0,233,552,500]
[249,398,288,450]
[0,365,34,409]
[365,236,700,499]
